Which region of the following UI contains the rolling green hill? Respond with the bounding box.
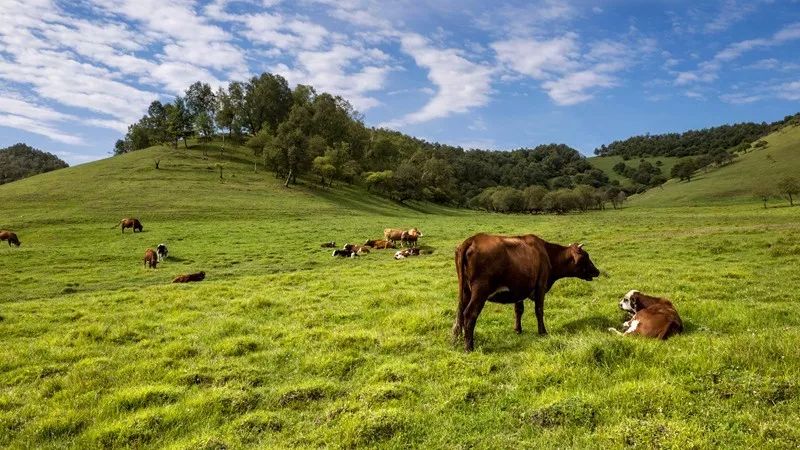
[588,155,683,186]
[1,140,799,448]
[630,125,800,207]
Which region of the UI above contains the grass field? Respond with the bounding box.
[2,141,800,448]
[587,155,683,186]
[630,125,800,207]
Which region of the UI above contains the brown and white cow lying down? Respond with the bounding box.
[344,243,370,255]
[454,233,600,351]
[0,230,21,247]
[119,218,143,233]
[173,271,206,283]
[365,239,395,249]
[610,290,683,339]
[143,248,158,269]
[394,248,421,259]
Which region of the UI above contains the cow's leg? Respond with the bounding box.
[452,292,469,340]
[531,288,547,336]
[463,289,488,352]
[514,301,524,334]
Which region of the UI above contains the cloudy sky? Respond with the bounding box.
[1,0,799,164]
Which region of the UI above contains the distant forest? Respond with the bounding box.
[0,143,68,185]
[115,71,799,212]
[595,115,800,159]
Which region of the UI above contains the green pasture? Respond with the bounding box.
[1,142,799,448]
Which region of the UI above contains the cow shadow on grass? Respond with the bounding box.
[559,315,618,333]
[164,256,190,263]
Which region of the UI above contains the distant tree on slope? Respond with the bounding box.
[777,176,800,207]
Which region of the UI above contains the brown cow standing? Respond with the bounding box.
[454,233,600,351]
[144,248,158,269]
[120,218,143,233]
[0,230,21,247]
[173,271,205,283]
[384,228,404,245]
[401,228,423,247]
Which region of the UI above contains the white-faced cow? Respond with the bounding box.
[453,233,600,351]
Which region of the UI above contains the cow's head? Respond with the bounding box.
[198,271,206,280]
[568,243,600,281]
[619,290,641,313]
[409,228,422,237]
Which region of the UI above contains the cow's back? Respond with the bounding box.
[461,233,549,301]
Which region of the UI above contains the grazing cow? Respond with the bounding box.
[401,228,423,247]
[0,230,21,247]
[394,247,421,259]
[119,218,143,233]
[454,233,600,351]
[365,239,395,249]
[143,248,158,269]
[173,271,206,283]
[321,241,337,248]
[156,243,168,261]
[332,248,358,258]
[610,290,683,340]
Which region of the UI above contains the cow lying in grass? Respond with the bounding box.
[394,248,421,259]
[0,230,21,247]
[364,239,395,249]
[344,243,370,255]
[173,271,205,283]
[609,290,683,340]
[332,248,358,258]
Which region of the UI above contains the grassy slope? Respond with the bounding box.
[630,125,800,207]
[1,142,800,448]
[588,155,683,186]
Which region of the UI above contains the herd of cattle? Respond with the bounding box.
[120,218,205,283]
[326,227,425,260]
[3,221,683,351]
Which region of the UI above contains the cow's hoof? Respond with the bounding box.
[514,328,522,334]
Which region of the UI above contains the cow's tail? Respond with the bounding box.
[453,240,472,338]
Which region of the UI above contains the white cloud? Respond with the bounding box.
[492,34,640,105]
[0,114,83,145]
[676,22,800,86]
[492,35,579,79]
[386,33,494,126]
[542,70,616,105]
[776,80,800,101]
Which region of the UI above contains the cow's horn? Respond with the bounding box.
[577,243,584,249]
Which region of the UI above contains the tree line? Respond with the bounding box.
[0,143,68,185]
[115,73,618,212]
[114,72,798,213]
[594,114,800,159]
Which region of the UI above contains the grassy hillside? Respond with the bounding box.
[631,125,800,207]
[1,142,800,448]
[588,155,682,186]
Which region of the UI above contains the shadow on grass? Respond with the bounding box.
[560,315,617,333]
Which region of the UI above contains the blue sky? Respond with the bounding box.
[1,0,799,165]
